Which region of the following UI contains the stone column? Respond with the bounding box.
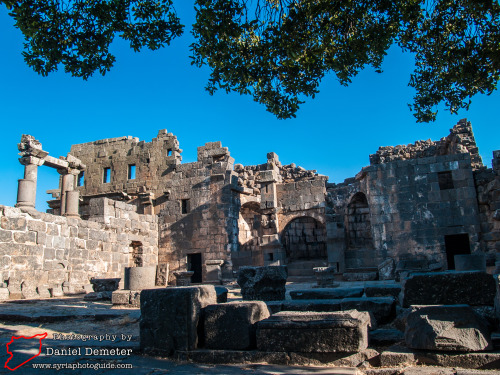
[64,191,80,218]
[59,169,79,217]
[16,156,44,208]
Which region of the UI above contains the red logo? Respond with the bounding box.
[4,332,48,371]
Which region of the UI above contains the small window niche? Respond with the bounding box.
[128,164,136,180]
[103,167,111,184]
[438,171,454,190]
[167,149,172,157]
[181,199,190,214]
[77,171,85,187]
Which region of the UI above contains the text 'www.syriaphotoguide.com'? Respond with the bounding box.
[31,362,133,370]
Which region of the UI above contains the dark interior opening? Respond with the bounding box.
[181,199,189,214]
[444,233,470,269]
[188,253,202,283]
[438,171,454,190]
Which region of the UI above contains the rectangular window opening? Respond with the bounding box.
[181,199,189,214]
[266,253,274,261]
[103,167,111,184]
[77,171,84,187]
[167,149,172,157]
[128,164,136,180]
[438,171,454,190]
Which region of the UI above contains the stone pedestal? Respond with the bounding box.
[313,267,341,287]
[124,266,156,290]
[205,260,224,284]
[174,271,194,286]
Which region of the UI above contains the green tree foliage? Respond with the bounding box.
[191,0,500,122]
[2,0,183,79]
[3,1,500,122]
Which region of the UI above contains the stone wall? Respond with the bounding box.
[157,142,239,283]
[328,152,482,271]
[475,151,500,268]
[0,198,158,299]
[369,118,483,169]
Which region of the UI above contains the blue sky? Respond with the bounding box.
[0,3,498,212]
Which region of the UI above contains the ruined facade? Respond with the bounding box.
[3,119,499,291]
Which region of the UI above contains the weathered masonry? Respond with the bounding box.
[4,119,499,290]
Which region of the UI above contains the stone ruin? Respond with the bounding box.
[1,119,500,371]
[1,118,499,294]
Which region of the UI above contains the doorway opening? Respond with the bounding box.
[188,253,202,283]
[444,233,470,270]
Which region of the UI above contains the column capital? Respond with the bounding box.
[58,167,81,176]
[19,156,44,167]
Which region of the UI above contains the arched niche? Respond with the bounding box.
[281,216,327,263]
[346,192,373,249]
[238,202,261,251]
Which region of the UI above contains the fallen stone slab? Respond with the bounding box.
[237,266,288,301]
[341,297,396,325]
[402,271,496,307]
[204,301,270,350]
[405,305,492,352]
[265,301,283,314]
[290,287,364,300]
[83,291,112,301]
[280,299,342,312]
[176,348,377,368]
[365,285,401,298]
[369,329,404,346]
[90,278,120,292]
[140,285,216,355]
[362,368,456,375]
[343,272,377,282]
[256,310,369,353]
[380,344,500,369]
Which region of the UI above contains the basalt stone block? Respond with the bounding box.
[365,285,401,299]
[378,258,395,280]
[340,297,396,325]
[402,271,496,307]
[343,272,377,282]
[494,274,500,323]
[405,305,493,352]
[290,287,364,300]
[112,290,131,305]
[204,301,270,350]
[237,266,287,301]
[83,291,112,301]
[280,299,342,312]
[256,310,369,353]
[215,286,228,303]
[140,285,216,355]
[369,329,404,346]
[90,278,120,292]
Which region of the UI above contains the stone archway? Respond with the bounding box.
[238,202,261,252]
[281,216,327,263]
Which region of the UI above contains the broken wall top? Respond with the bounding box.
[369,119,483,169]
